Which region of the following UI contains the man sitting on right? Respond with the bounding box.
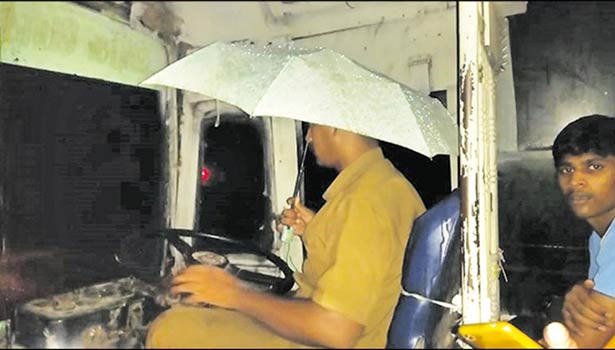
[548,114,615,348]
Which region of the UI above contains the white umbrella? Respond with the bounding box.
[142,41,457,158]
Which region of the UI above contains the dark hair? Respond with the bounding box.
[552,114,615,167]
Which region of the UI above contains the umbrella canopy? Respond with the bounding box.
[142,41,457,158]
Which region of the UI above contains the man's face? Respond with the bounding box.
[557,152,615,233]
[305,123,337,168]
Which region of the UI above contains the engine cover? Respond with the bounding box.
[13,277,162,348]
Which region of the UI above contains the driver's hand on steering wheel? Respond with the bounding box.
[277,197,315,236]
[171,264,245,309]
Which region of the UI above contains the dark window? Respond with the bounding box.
[0,63,165,319]
[194,114,272,253]
[497,152,590,338]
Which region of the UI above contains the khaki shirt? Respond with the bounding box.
[294,147,425,348]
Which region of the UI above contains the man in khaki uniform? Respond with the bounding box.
[146,123,426,348]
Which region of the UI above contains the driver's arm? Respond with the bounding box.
[171,264,363,348]
[232,288,363,348]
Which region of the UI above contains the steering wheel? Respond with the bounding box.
[155,228,295,295]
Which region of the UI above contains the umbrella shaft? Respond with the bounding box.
[292,141,310,199]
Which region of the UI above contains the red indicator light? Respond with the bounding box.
[201,166,211,184]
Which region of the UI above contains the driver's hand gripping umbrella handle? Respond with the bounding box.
[281,141,310,243]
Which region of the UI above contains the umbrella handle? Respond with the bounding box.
[281,226,295,243]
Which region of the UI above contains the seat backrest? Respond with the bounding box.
[387,190,461,349]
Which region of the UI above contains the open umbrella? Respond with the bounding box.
[141,41,457,158]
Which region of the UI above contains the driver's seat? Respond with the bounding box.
[387,189,461,348]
